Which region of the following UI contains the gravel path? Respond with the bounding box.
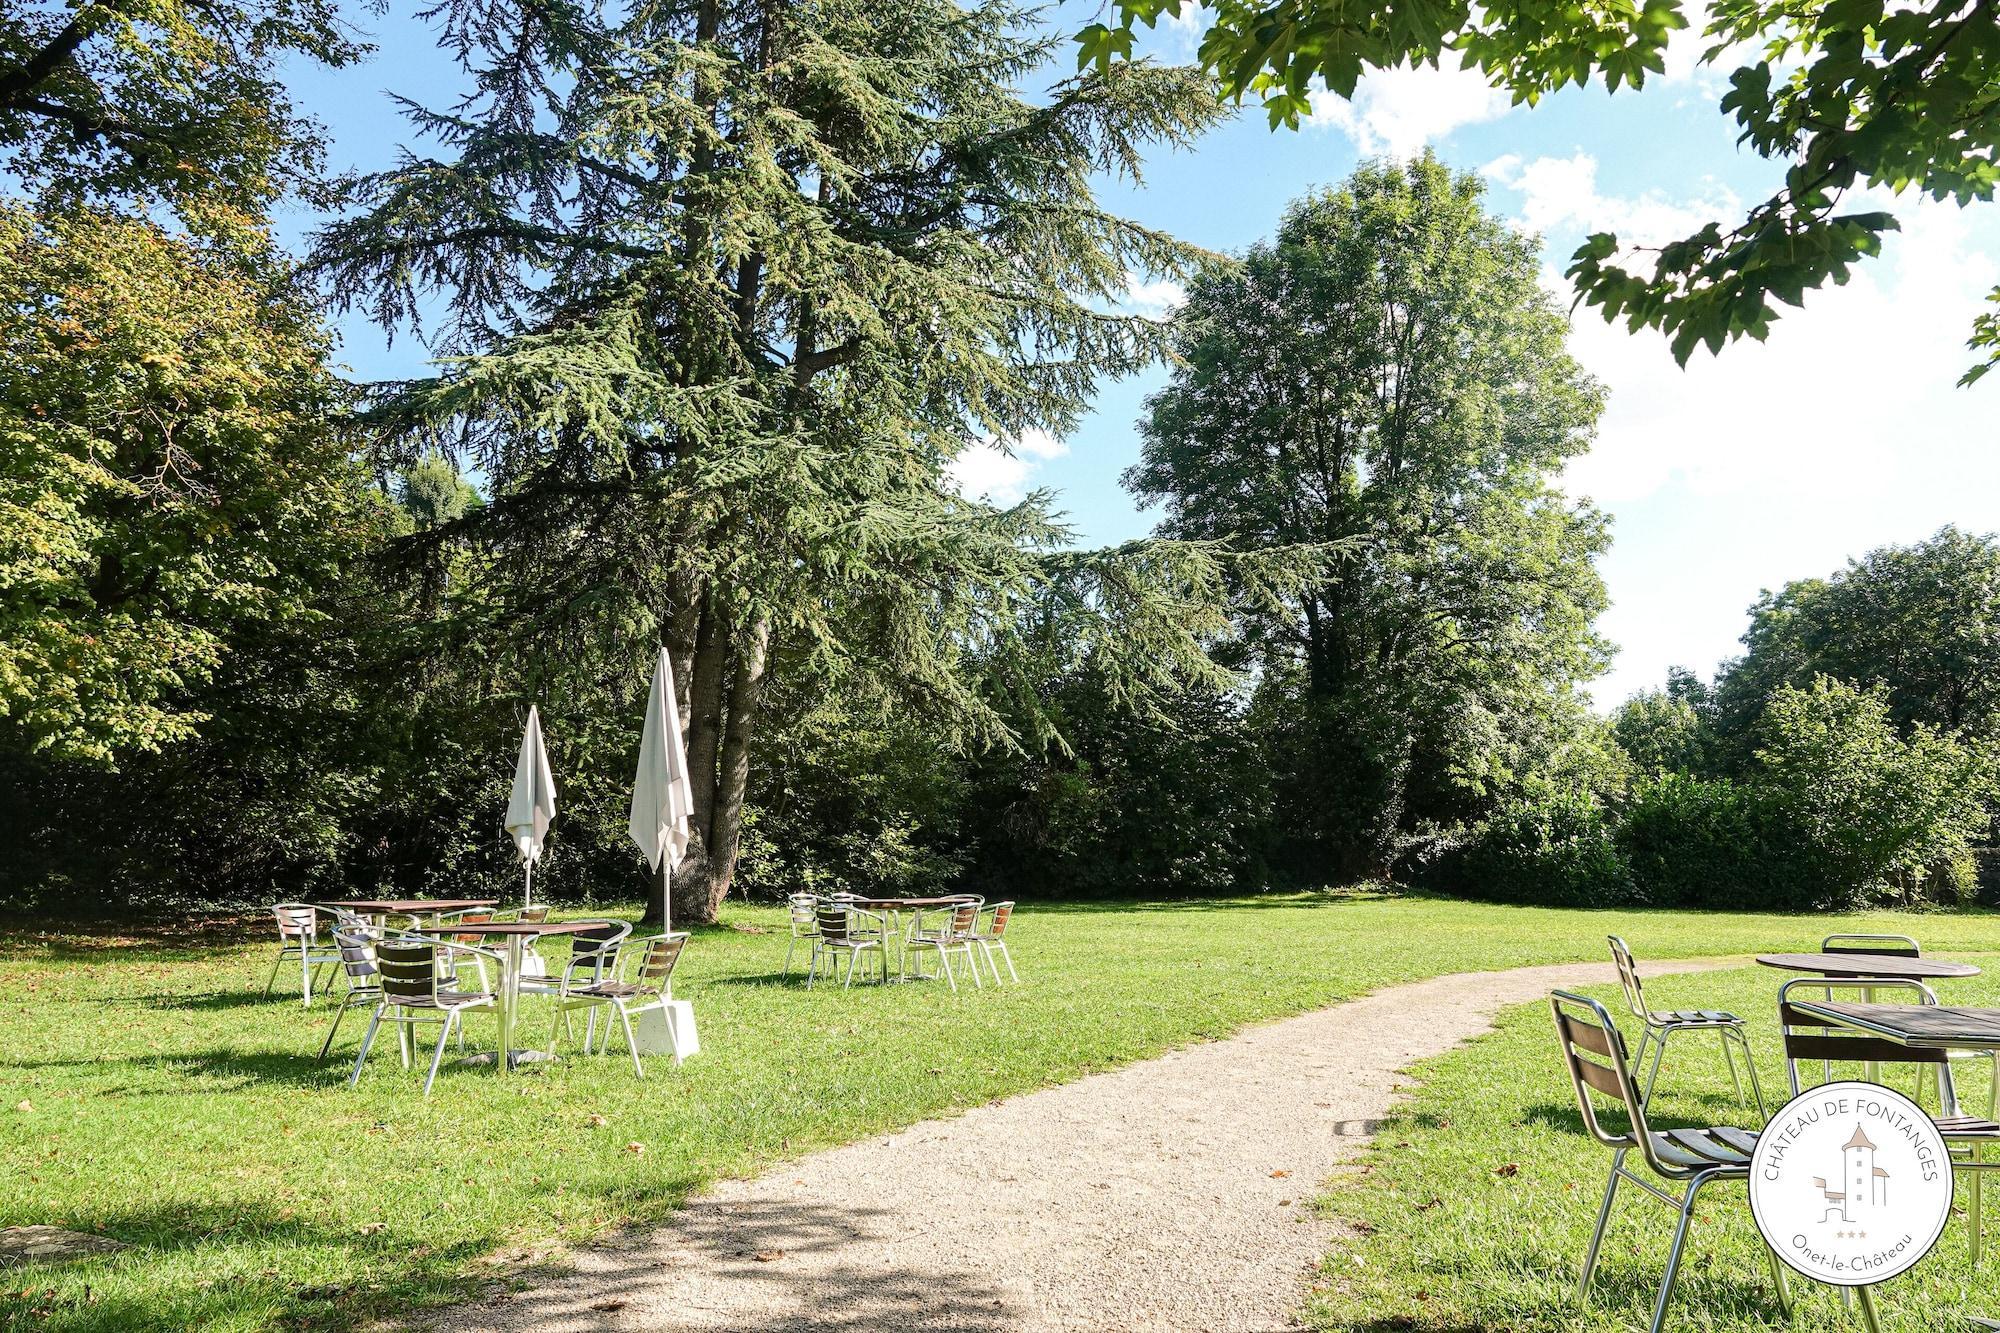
[438,956,1728,1333]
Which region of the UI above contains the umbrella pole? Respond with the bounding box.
[524,861,533,913]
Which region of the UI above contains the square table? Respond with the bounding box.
[1783,999,2000,1051]
[408,920,609,1074]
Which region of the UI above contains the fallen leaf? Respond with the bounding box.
[589,1299,628,1312]
[1269,1169,1290,1178]
[586,1114,608,1128]
[753,1250,784,1262]
[357,1222,387,1236]
[13,1100,29,1113]
[624,1142,645,1155]
[1495,1163,1519,1178]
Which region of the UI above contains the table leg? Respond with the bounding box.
[499,935,522,1076]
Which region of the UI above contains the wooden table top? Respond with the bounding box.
[318,899,498,914]
[406,920,608,937]
[1755,951,1981,980]
[1785,998,2000,1050]
[838,896,978,910]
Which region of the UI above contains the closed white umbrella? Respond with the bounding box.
[504,704,558,910]
[628,647,695,931]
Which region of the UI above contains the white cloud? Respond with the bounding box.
[1305,57,1513,159]
[1481,151,1740,248]
[947,427,1069,506]
[1122,275,1187,316]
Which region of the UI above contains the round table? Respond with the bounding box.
[1755,952,1982,980]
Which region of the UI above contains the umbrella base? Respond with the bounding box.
[453,1048,558,1070]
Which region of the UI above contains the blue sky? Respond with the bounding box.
[283,3,2000,709]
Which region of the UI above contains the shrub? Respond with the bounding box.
[1431,788,1639,907]
[1617,773,1827,910]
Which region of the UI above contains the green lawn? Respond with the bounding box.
[10,892,2000,1331]
[1305,959,2000,1332]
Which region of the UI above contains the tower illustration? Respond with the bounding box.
[1815,1123,1889,1222]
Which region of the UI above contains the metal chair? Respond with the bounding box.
[1550,990,1795,1333]
[808,902,888,989]
[1823,933,1999,1115]
[1607,935,1764,1117]
[1778,975,2000,1265]
[348,937,500,1096]
[967,901,1018,984]
[904,898,983,992]
[549,933,690,1076]
[317,927,386,1059]
[782,893,821,979]
[263,903,343,1007]
[531,920,633,1052]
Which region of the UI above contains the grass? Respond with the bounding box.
[10,891,2000,1330]
[1303,959,2000,1332]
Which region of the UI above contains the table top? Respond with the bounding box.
[1754,951,1981,980]
[838,896,978,910]
[1785,998,2000,1050]
[407,920,608,937]
[318,899,499,914]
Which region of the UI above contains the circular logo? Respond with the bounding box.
[1749,1081,1953,1285]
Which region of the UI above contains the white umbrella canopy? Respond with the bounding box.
[504,704,558,909]
[628,647,695,929]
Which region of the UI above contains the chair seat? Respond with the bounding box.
[390,990,494,1010]
[1644,1125,1759,1170]
[1938,1114,2000,1140]
[821,937,879,949]
[1648,1009,1743,1028]
[569,981,652,999]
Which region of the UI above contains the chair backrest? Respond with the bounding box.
[516,906,551,924]
[1821,933,1921,957]
[816,903,852,942]
[272,903,318,941]
[375,939,440,1002]
[332,928,379,983]
[983,902,1014,938]
[632,933,688,996]
[1606,935,1648,1020]
[1549,990,1649,1156]
[950,898,981,935]
[1778,975,1950,1100]
[451,912,493,945]
[566,921,632,981]
[788,894,819,935]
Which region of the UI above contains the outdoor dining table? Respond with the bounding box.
[1754,952,1983,981]
[317,898,498,926]
[407,920,607,1074]
[1782,997,2000,1051]
[839,895,978,979]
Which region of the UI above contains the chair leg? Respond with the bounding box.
[349,1006,385,1087]
[423,1013,456,1097]
[1579,1148,1624,1302]
[300,950,314,1008]
[1643,1028,1671,1106]
[618,1004,643,1078]
[319,994,354,1059]
[938,947,957,994]
[997,941,1017,983]
[1648,1173,1711,1333]
[962,945,982,989]
[843,949,857,990]
[1719,1028,1743,1102]
[1764,1241,1794,1318]
[1971,1147,1984,1264]
[1731,1027,1768,1120]
[263,947,287,998]
[1856,1284,1883,1333]
[783,937,796,979]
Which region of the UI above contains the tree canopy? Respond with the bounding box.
[1127,156,1610,875]
[1081,0,2000,378]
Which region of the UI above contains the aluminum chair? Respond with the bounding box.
[782,893,821,979]
[1778,975,2000,1265]
[1823,933,2000,1115]
[1607,935,1764,1117]
[1550,990,1795,1333]
[317,927,386,1058]
[531,919,633,1051]
[967,901,1018,984]
[808,902,888,989]
[549,933,690,1076]
[904,898,983,992]
[348,937,500,1097]
[263,903,344,1007]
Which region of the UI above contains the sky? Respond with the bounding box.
[281,3,2000,709]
